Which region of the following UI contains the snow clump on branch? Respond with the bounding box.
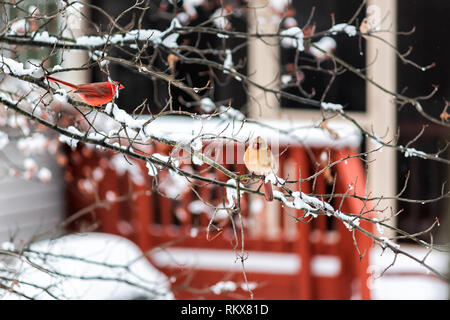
[0,57,39,76]
[280,27,304,51]
[321,102,344,113]
[329,23,357,37]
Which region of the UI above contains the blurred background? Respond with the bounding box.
[0,0,448,300]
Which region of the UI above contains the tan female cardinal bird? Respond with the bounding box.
[244,136,278,201]
[45,75,124,107]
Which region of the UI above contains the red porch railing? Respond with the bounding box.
[65,138,373,300]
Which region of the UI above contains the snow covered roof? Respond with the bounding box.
[145,116,362,149]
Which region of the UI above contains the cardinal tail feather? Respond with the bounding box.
[264,180,273,202]
[45,75,78,90]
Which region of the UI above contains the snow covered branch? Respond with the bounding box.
[1,0,449,299]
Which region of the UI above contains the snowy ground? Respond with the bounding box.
[369,245,449,300]
[1,233,447,300]
[151,244,449,300]
[0,233,174,300]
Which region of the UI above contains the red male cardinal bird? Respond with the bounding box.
[45,75,125,107]
[244,136,278,201]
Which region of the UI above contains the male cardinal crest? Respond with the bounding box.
[243,136,278,201]
[45,75,125,107]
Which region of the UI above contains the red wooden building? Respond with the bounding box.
[65,117,373,300]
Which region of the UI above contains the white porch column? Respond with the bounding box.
[247,0,281,239]
[247,0,281,119]
[59,1,90,83]
[366,0,398,237]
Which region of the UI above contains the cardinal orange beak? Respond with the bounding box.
[114,81,125,90]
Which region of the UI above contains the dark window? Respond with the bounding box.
[90,0,247,114]
[90,0,162,113]
[396,0,450,243]
[281,0,366,112]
